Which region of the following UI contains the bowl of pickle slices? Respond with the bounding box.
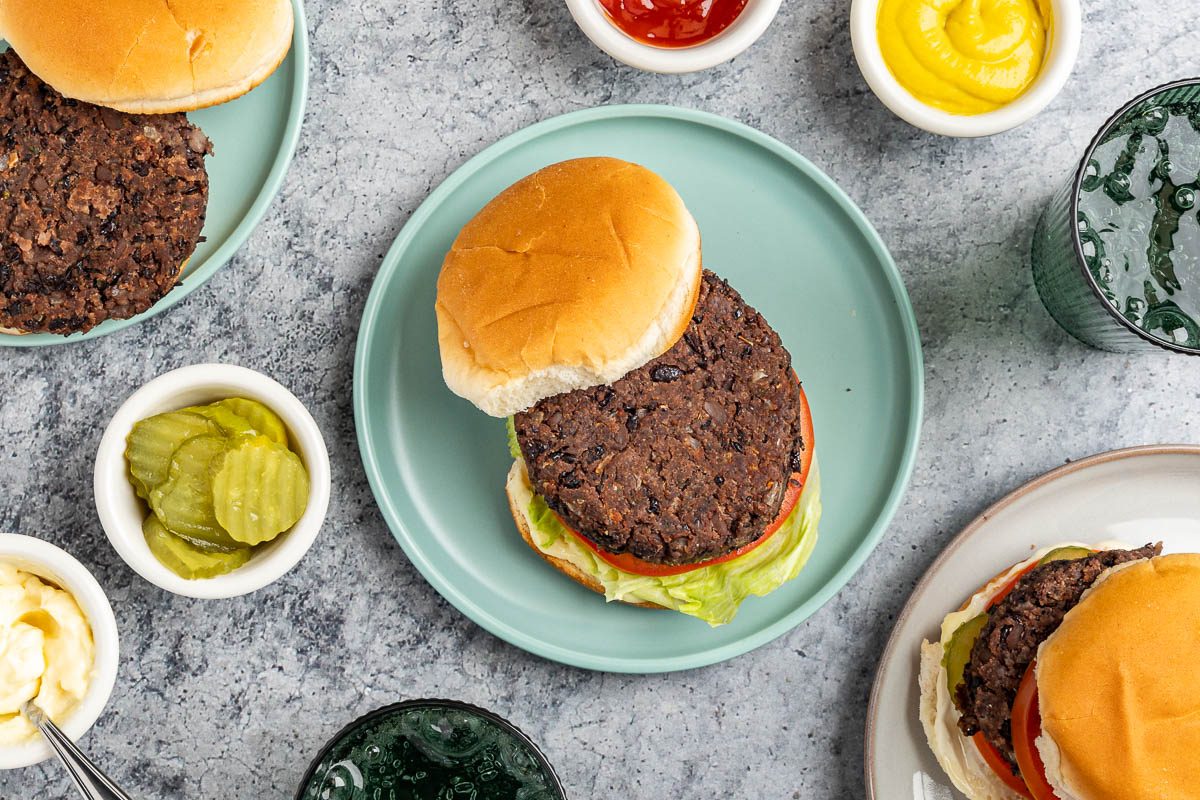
[94,364,331,599]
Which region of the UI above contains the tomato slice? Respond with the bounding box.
[972,733,1033,798]
[1012,661,1060,800]
[559,384,814,578]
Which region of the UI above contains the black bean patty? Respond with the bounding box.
[514,271,807,565]
[955,543,1161,771]
[0,50,212,334]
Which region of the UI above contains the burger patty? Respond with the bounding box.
[0,50,212,334]
[514,271,807,566]
[955,543,1161,770]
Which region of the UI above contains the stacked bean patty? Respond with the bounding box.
[514,271,807,566]
[0,50,212,334]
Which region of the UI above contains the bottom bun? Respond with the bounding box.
[918,641,1024,800]
[505,461,660,610]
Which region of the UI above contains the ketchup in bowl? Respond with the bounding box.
[597,0,749,48]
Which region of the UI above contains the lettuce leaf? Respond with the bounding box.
[506,422,822,626]
[506,416,522,460]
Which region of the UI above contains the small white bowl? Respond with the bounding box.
[850,0,1081,137]
[0,534,119,770]
[94,364,331,600]
[565,0,781,73]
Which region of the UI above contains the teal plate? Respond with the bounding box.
[0,0,309,347]
[355,105,924,673]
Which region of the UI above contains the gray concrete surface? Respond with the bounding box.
[3,0,1199,796]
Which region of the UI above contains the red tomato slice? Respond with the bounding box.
[1012,661,1060,800]
[972,734,1033,799]
[558,383,814,578]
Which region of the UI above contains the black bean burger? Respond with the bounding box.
[436,157,821,626]
[0,50,211,335]
[920,543,1200,800]
[0,0,296,335]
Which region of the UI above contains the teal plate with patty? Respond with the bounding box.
[355,105,924,673]
[0,0,308,347]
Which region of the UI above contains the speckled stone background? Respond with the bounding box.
[4,0,1200,797]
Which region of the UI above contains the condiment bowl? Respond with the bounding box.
[850,0,1081,137]
[0,534,119,770]
[564,0,781,73]
[94,364,332,600]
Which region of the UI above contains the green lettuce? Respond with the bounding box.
[507,417,522,460]
[506,418,822,626]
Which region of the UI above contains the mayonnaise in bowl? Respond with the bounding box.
[0,562,94,744]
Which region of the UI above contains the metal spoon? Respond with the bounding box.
[21,700,134,800]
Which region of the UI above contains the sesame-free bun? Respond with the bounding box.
[436,157,702,418]
[0,0,293,113]
[1036,553,1200,800]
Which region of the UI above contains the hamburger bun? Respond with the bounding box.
[1035,552,1200,800]
[436,157,702,418]
[0,0,294,113]
[505,461,660,610]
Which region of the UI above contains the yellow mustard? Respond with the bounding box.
[877,0,1051,115]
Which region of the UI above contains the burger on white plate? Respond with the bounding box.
[919,542,1200,799]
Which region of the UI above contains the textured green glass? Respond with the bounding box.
[298,702,565,800]
[1032,81,1200,354]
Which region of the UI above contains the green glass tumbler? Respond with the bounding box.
[296,699,567,800]
[1032,79,1200,354]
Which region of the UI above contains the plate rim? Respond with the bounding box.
[0,0,311,348]
[863,443,1200,797]
[354,103,925,673]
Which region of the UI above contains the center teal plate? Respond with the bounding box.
[354,105,923,673]
[1,0,309,347]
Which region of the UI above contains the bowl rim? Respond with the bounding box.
[563,0,782,73]
[849,0,1082,137]
[93,363,331,599]
[293,698,567,799]
[0,533,120,770]
[1065,76,1200,355]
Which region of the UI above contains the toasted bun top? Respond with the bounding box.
[1037,553,1200,800]
[0,0,293,113]
[435,157,702,417]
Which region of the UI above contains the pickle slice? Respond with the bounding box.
[182,404,257,438]
[216,398,288,446]
[143,516,252,580]
[943,613,989,697]
[148,435,240,550]
[1038,545,1093,565]
[125,411,221,499]
[211,435,309,545]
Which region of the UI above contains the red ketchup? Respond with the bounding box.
[596,0,749,48]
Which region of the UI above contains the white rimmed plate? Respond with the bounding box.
[865,445,1200,799]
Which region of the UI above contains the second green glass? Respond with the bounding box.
[1032,79,1200,354]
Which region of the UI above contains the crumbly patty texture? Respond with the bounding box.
[514,271,807,566]
[0,50,212,334]
[955,543,1161,771]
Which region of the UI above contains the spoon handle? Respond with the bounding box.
[24,703,134,800]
